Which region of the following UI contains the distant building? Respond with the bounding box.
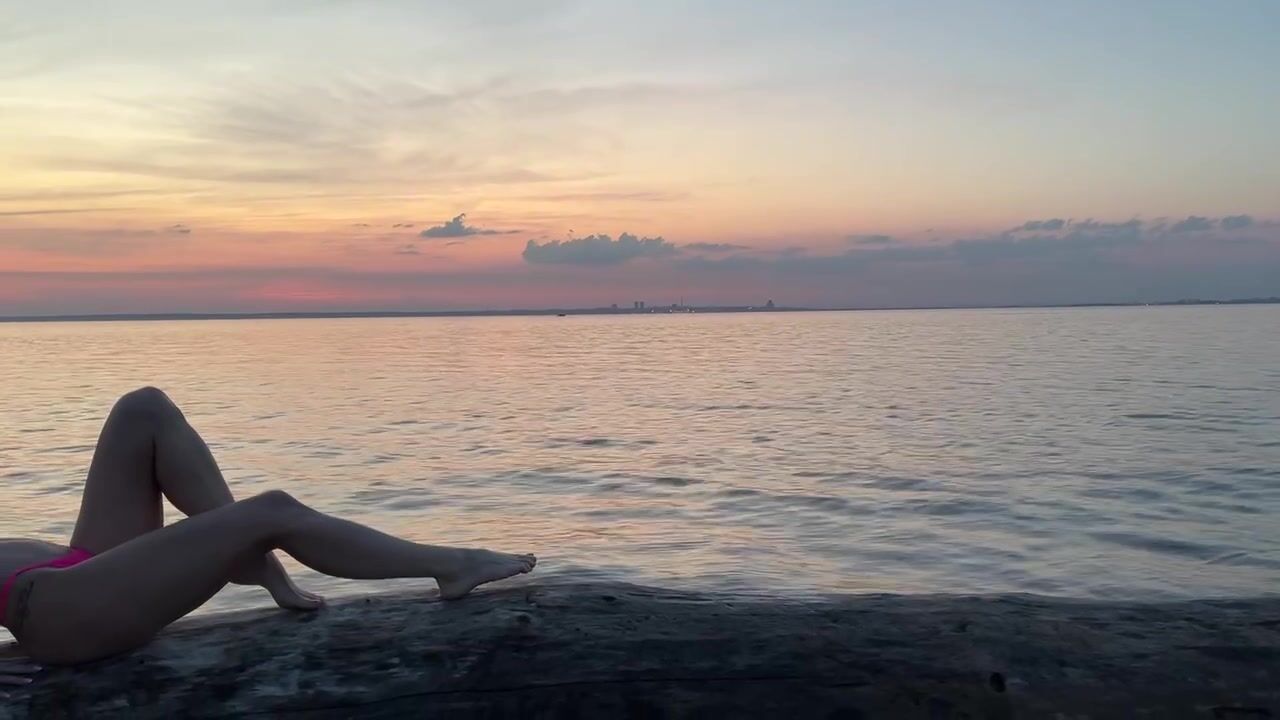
[766,299,776,309]
[611,303,618,310]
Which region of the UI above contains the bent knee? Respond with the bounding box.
[111,386,177,426]
[244,489,306,514]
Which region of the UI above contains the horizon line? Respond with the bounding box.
[2,297,1278,324]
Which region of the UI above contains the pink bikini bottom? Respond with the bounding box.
[0,547,95,626]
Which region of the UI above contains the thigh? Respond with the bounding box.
[68,397,164,553]
[20,501,268,664]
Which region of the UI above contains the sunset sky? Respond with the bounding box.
[2,1,1278,314]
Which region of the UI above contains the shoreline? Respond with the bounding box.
[2,297,1278,324]
[4,579,1277,718]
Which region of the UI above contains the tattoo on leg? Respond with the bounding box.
[10,579,35,636]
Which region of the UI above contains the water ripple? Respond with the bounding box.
[1,306,1278,604]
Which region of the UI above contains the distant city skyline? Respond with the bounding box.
[5,296,1280,324]
[2,1,1279,314]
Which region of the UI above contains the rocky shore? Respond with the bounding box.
[2,580,1277,718]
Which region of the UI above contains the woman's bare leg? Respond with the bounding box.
[24,491,535,664]
[70,387,319,609]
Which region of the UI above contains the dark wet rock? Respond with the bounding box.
[2,581,1278,718]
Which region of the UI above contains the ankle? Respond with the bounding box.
[434,547,471,580]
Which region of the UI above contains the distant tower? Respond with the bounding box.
[766,299,776,309]
[639,301,646,310]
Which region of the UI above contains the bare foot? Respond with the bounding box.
[437,549,536,600]
[262,568,325,611]
[235,553,325,611]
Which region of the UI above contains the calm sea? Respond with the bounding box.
[2,307,1278,617]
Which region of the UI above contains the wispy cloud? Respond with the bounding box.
[11,74,684,218]
[684,242,749,252]
[0,208,119,217]
[1011,219,1066,232]
[1169,215,1214,233]
[522,190,689,204]
[846,234,895,246]
[0,226,174,256]
[0,187,163,204]
[1067,219,1142,234]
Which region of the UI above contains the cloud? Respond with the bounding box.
[683,242,749,252]
[776,245,811,257]
[1221,215,1255,231]
[523,233,679,265]
[0,208,116,217]
[0,226,174,256]
[520,190,688,203]
[680,218,1161,274]
[0,188,162,204]
[351,223,371,228]
[1013,219,1066,232]
[671,217,1280,307]
[1169,216,1214,233]
[394,244,419,255]
[5,213,1279,315]
[944,220,1144,264]
[166,223,192,234]
[1069,219,1142,233]
[13,74,613,221]
[392,223,416,229]
[847,234,896,246]
[420,213,517,239]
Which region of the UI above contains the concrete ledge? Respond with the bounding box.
[3,581,1278,718]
